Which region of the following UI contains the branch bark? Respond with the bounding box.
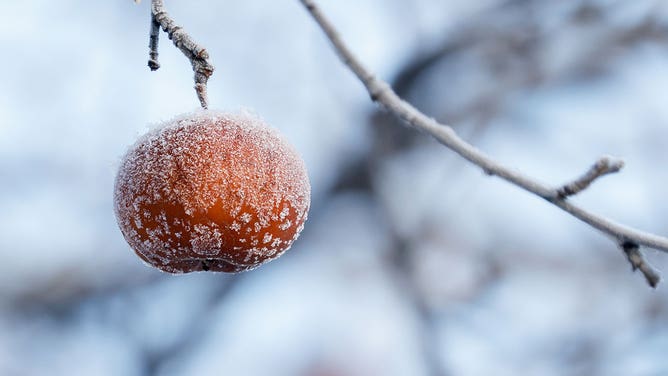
[148,12,160,71]
[622,242,660,288]
[557,156,624,198]
[299,0,666,287]
[148,0,214,108]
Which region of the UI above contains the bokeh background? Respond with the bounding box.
[2,0,668,375]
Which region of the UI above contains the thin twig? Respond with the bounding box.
[299,0,668,286]
[149,0,214,108]
[148,13,160,71]
[622,242,660,288]
[557,155,624,198]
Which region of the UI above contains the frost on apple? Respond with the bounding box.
[113,110,311,273]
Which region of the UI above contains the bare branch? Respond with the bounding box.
[299,0,668,286]
[557,156,624,198]
[149,0,214,108]
[148,13,160,71]
[622,242,660,288]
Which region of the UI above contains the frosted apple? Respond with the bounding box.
[114,110,310,273]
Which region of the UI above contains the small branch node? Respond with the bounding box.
[168,26,184,41]
[557,155,625,199]
[368,80,391,102]
[148,59,160,71]
[621,241,660,288]
[195,47,209,60]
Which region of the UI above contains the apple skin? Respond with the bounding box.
[114,110,310,273]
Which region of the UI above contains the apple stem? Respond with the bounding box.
[147,0,214,109]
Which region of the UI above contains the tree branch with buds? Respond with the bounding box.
[299,0,666,287]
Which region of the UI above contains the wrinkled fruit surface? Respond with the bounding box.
[114,110,310,273]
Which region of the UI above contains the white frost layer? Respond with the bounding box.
[114,110,311,271]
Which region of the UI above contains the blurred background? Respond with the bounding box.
[2,0,668,375]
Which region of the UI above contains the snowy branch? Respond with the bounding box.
[299,0,667,287]
[148,12,160,71]
[622,242,660,288]
[557,156,624,198]
[148,0,214,108]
